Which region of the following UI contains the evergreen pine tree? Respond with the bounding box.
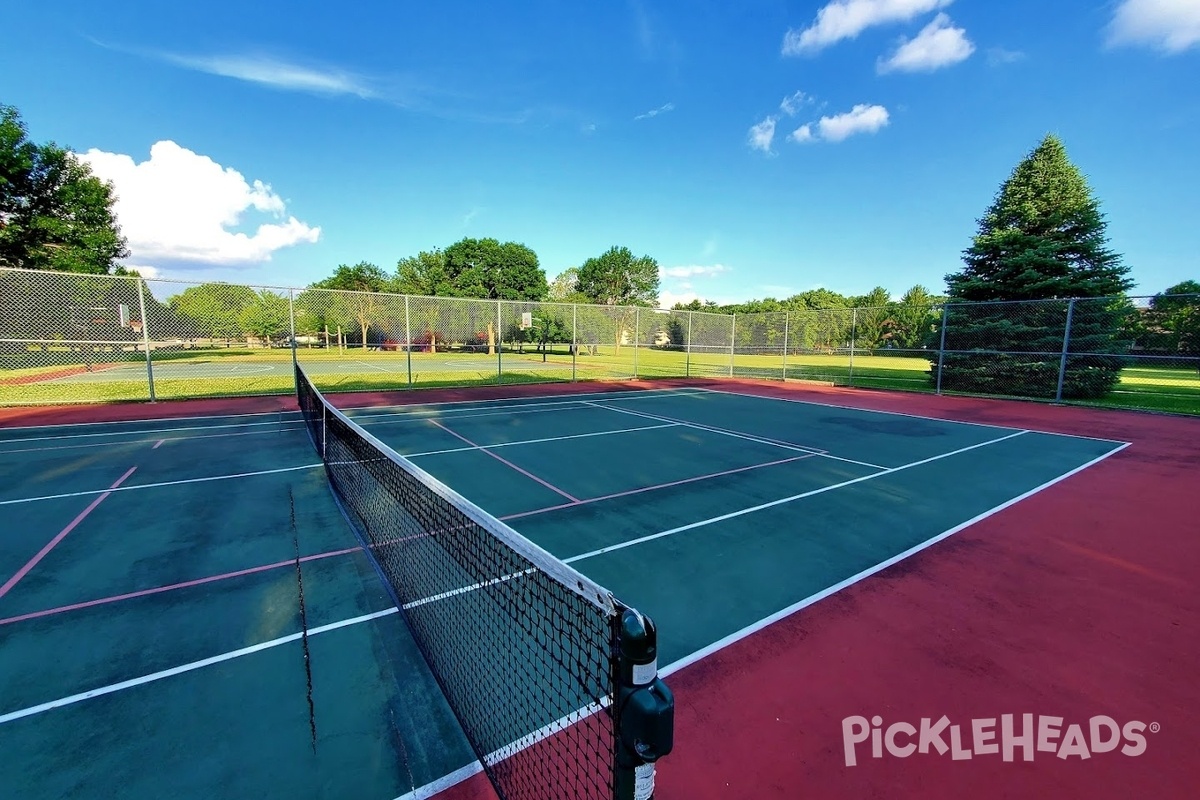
[935,135,1133,399]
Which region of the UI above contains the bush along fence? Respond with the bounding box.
[1,267,1197,414]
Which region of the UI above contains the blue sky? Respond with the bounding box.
[3,0,1197,304]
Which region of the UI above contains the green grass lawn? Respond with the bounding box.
[2,345,1197,414]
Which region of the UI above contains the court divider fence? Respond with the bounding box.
[1,266,1197,414]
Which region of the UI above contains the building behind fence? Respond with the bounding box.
[1,267,1197,414]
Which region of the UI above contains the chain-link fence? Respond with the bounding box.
[2,267,1197,414]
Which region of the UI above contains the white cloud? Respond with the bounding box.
[122,264,163,280]
[782,0,953,55]
[700,237,718,258]
[779,91,810,116]
[659,288,701,308]
[816,104,890,141]
[789,124,817,144]
[747,117,777,153]
[986,47,1026,66]
[161,53,375,97]
[661,264,731,279]
[78,141,321,267]
[877,13,974,73]
[635,102,676,120]
[1106,0,1200,53]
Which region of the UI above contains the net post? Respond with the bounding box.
[685,313,692,378]
[613,608,674,800]
[935,304,949,395]
[633,306,639,379]
[496,300,503,384]
[288,288,297,369]
[1055,298,1076,404]
[781,311,789,381]
[572,303,578,382]
[848,308,857,386]
[404,295,413,388]
[136,277,156,402]
[321,401,327,460]
[728,314,735,377]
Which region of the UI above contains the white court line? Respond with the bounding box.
[583,400,888,470]
[561,430,1030,565]
[404,422,680,459]
[0,408,302,432]
[0,608,398,726]
[694,387,1131,446]
[0,424,306,454]
[2,418,300,444]
[382,437,1130,800]
[659,441,1131,677]
[392,763,484,800]
[394,430,1030,613]
[354,359,405,375]
[0,463,324,506]
[344,388,710,423]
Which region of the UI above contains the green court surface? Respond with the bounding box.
[0,386,1126,799]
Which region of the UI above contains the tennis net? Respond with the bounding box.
[294,363,670,800]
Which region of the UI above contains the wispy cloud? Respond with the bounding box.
[877,13,974,73]
[635,102,676,120]
[779,91,810,116]
[1106,0,1200,53]
[700,237,718,258]
[986,46,1026,66]
[461,207,483,228]
[662,264,731,279]
[789,104,890,144]
[783,0,954,56]
[159,53,376,98]
[747,117,778,154]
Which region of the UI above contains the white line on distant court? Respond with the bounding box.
[0,463,325,506]
[693,387,1131,445]
[345,388,709,423]
[1,418,302,444]
[0,425,306,454]
[0,608,398,726]
[561,430,1030,565]
[404,422,680,459]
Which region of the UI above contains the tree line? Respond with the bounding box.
[3,101,1197,385]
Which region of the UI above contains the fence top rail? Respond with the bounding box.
[0,268,1195,319]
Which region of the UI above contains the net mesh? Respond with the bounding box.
[294,363,627,799]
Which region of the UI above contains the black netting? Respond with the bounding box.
[295,363,624,799]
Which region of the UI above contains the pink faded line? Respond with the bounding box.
[0,466,138,601]
[0,546,359,627]
[427,419,579,503]
[501,454,813,521]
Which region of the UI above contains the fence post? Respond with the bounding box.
[633,306,640,379]
[935,305,949,395]
[404,295,413,388]
[136,278,156,402]
[729,314,736,378]
[848,308,857,386]
[782,312,789,381]
[1055,298,1076,403]
[288,289,297,368]
[685,313,692,378]
[496,300,503,384]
